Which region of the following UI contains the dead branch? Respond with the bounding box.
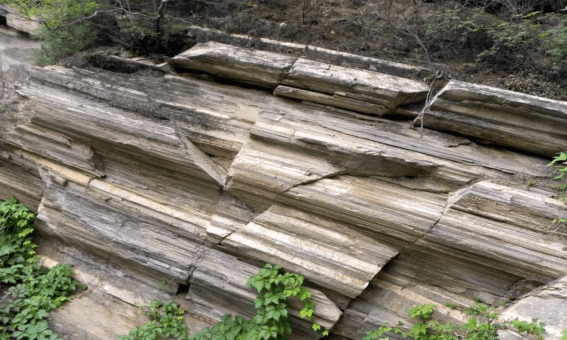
[410,80,436,131]
[371,8,431,63]
[155,0,169,34]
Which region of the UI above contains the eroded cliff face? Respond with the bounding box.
[1,29,567,340]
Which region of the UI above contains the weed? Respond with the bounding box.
[118,300,189,340]
[548,152,567,201]
[444,302,456,309]
[526,181,535,188]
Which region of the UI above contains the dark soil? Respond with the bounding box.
[180,0,567,100]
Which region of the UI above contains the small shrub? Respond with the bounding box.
[540,15,567,66]
[31,23,98,66]
[423,10,493,60]
[476,15,540,71]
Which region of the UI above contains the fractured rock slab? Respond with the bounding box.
[168,41,296,88]
[426,80,567,156]
[419,181,567,281]
[222,190,423,297]
[499,276,567,340]
[282,58,429,109]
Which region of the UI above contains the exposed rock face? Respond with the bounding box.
[426,80,567,157]
[499,276,567,340]
[1,35,567,340]
[0,5,41,34]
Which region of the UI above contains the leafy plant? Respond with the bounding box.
[548,152,567,201]
[475,15,540,71]
[0,198,84,340]
[189,263,327,340]
[444,302,456,309]
[540,15,567,66]
[364,299,548,340]
[0,0,101,66]
[509,319,545,340]
[118,300,189,340]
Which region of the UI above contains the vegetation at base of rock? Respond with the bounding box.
[189,263,327,340]
[363,299,547,340]
[0,198,84,340]
[548,152,567,201]
[118,300,189,340]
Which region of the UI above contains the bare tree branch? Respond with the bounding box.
[410,80,436,131]
[370,7,432,63]
[155,0,169,34]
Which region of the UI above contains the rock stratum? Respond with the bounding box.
[1,31,567,340]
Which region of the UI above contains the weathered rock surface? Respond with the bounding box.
[499,276,567,340]
[282,58,429,109]
[1,31,567,340]
[426,80,567,156]
[184,26,434,79]
[184,249,342,340]
[0,5,41,34]
[169,42,430,114]
[169,41,296,88]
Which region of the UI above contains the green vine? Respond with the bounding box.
[0,198,84,340]
[190,263,327,340]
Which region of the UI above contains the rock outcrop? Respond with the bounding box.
[1,32,567,340]
[0,5,41,34]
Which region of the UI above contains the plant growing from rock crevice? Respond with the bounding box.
[548,151,567,202]
[122,263,326,340]
[190,263,327,340]
[364,299,547,340]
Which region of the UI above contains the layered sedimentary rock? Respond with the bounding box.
[425,81,567,157]
[0,4,41,34]
[499,276,567,340]
[183,249,342,340]
[1,35,567,340]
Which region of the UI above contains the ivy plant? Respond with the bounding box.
[0,197,84,340]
